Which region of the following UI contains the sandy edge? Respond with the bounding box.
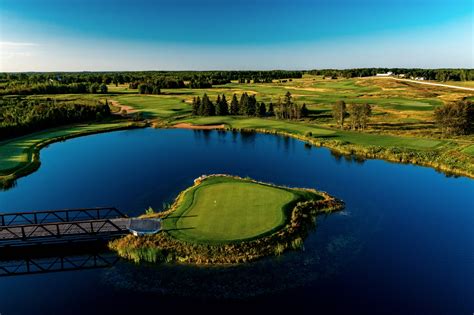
[173,123,225,130]
[109,100,138,114]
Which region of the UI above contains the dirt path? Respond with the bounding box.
[386,78,474,92]
[173,123,225,130]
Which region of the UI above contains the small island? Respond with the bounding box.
[109,175,344,264]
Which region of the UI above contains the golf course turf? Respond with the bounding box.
[162,175,319,243]
[109,175,345,264]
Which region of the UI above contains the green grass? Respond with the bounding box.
[462,145,474,156]
[113,94,191,119]
[2,76,471,183]
[162,176,317,244]
[178,116,444,150]
[179,116,336,136]
[0,121,132,176]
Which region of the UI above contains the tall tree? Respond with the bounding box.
[300,103,309,118]
[201,93,215,116]
[348,103,372,130]
[360,103,372,129]
[239,93,249,115]
[267,102,275,116]
[230,94,239,115]
[216,94,229,116]
[257,102,266,117]
[99,83,108,94]
[434,100,474,135]
[332,100,347,128]
[246,95,257,116]
[191,97,200,115]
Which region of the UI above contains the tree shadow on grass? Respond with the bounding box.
[162,227,196,232]
[164,215,198,219]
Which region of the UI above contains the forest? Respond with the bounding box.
[308,68,474,81]
[0,97,111,140]
[191,91,308,120]
[0,70,304,95]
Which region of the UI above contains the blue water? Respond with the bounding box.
[0,128,473,314]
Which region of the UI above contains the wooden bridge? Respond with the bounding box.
[0,207,130,247]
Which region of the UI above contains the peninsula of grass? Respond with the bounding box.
[109,175,344,265]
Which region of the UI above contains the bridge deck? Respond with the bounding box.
[0,208,130,247]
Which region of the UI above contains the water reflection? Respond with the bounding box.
[0,244,118,277]
[330,150,366,165]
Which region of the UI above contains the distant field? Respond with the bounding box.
[107,76,462,151]
[2,75,472,183]
[109,76,469,132]
[113,94,191,119]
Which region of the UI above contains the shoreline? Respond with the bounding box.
[109,174,345,265]
[1,118,472,190]
[0,121,146,189]
[171,122,474,179]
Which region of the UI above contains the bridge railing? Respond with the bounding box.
[0,207,127,226]
[0,218,127,244]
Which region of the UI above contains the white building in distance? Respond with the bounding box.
[376,71,393,77]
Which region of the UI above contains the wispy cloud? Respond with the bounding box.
[0,41,38,47]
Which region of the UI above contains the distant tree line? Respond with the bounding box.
[191,91,308,120]
[308,68,474,81]
[0,71,304,95]
[0,97,111,140]
[332,100,372,130]
[0,82,108,96]
[434,100,473,135]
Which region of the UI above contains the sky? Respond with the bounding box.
[0,0,472,71]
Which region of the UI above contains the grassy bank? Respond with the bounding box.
[172,116,473,178]
[108,75,473,178]
[2,75,472,187]
[0,120,144,188]
[109,175,344,264]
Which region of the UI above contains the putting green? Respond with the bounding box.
[163,176,318,244]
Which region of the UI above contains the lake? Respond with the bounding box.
[0,128,473,315]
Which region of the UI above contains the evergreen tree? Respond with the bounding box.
[197,96,204,116]
[300,103,309,117]
[239,93,249,115]
[268,102,275,116]
[99,83,108,94]
[246,94,257,116]
[230,94,240,115]
[258,102,266,117]
[216,94,229,116]
[191,97,200,115]
[201,94,215,116]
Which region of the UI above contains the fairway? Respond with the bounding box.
[163,176,314,243]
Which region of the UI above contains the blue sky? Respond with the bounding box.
[0,0,472,71]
